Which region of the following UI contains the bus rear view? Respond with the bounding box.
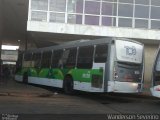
[151,46,160,98]
[108,40,144,93]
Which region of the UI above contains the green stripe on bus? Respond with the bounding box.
[69,69,103,83]
[17,67,103,83]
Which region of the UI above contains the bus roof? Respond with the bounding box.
[24,37,143,53]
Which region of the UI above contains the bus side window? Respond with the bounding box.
[23,53,32,68]
[32,53,41,68]
[52,50,63,68]
[94,44,108,63]
[77,46,94,69]
[63,48,77,68]
[41,51,52,68]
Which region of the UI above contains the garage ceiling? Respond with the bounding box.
[1,0,159,50]
[2,0,28,45]
[1,0,101,49]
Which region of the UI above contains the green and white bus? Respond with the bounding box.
[15,38,144,93]
[151,45,160,98]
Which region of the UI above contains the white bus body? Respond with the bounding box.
[15,38,144,93]
[151,45,160,98]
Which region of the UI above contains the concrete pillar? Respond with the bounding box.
[0,0,2,79]
[144,44,159,92]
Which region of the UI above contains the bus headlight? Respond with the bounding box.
[114,67,118,79]
[132,83,138,87]
[155,86,160,91]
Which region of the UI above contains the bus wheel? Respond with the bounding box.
[63,76,74,95]
[23,72,28,84]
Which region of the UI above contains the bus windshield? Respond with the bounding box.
[155,52,160,71]
[115,40,143,64]
[153,52,160,85]
[115,62,142,82]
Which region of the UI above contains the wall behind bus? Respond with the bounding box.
[0,0,3,75]
[0,0,3,39]
[0,0,3,52]
[144,44,159,92]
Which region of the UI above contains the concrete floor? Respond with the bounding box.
[0,78,160,120]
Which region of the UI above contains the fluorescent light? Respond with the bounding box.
[3,61,16,65]
[2,45,19,50]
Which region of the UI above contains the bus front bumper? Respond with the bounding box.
[108,81,141,93]
[150,85,160,98]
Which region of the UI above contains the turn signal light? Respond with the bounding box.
[155,88,160,91]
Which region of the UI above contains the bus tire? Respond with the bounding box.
[23,72,28,84]
[63,75,74,95]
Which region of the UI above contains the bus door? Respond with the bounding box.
[75,45,108,92]
[75,46,94,91]
[92,44,108,91]
[151,50,160,98]
[113,40,144,93]
[16,51,23,73]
